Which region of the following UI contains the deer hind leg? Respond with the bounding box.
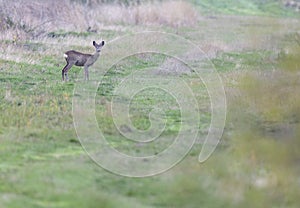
[62,62,73,81]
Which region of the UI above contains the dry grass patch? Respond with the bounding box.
[0,0,199,41]
[239,70,300,122]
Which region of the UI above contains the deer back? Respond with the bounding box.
[65,50,92,66]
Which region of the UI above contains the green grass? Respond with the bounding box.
[1,1,300,207]
[192,0,300,17]
[212,50,275,72]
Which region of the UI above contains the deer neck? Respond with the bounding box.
[91,51,100,62]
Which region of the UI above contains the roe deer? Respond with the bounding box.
[62,40,105,81]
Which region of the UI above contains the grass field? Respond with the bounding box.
[1,0,300,207]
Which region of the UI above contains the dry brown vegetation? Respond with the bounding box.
[0,0,198,40]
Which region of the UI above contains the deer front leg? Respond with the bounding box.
[62,62,73,81]
[84,65,89,81]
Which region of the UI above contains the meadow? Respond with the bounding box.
[1,0,300,207]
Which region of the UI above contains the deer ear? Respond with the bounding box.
[101,41,105,46]
[93,41,96,46]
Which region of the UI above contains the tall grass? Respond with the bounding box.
[0,0,198,41]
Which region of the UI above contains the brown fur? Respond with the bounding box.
[62,40,105,81]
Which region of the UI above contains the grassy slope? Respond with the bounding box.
[1,1,300,208]
[193,0,300,17]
